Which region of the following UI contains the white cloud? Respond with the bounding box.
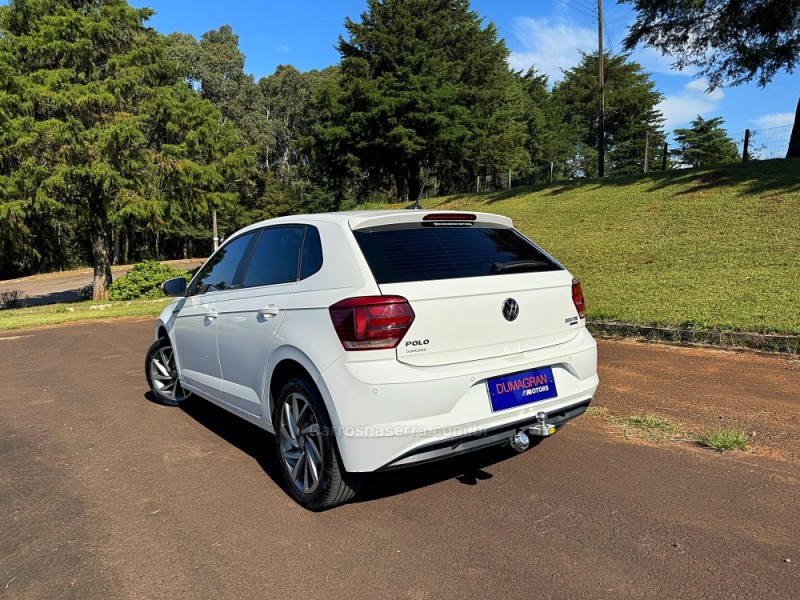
[659,79,725,131]
[508,17,595,84]
[508,16,699,86]
[277,44,290,53]
[685,79,707,92]
[751,112,795,128]
[684,78,724,99]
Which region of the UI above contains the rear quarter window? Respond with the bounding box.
[353,224,562,284]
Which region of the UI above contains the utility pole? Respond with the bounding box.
[597,0,605,178]
[212,209,219,252]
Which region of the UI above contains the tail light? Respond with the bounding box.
[329,296,415,350]
[572,278,585,319]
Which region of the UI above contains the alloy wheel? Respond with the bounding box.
[148,343,184,402]
[279,392,324,494]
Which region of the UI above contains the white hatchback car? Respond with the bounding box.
[146,210,599,509]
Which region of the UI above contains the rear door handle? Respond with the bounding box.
[205,309,218,320]
[258,306,280,317]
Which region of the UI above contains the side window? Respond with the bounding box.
[242,226,305,288]
[300,225,323,279]
[192,233,254,295]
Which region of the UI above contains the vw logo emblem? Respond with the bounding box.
[502,298,519,321]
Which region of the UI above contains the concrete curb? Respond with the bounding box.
[587,321,800,355]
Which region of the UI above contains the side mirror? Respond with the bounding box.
[161,277,187,297]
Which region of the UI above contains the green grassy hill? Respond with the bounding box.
[389,160,800,335]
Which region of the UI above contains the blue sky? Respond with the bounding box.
[22,0,797,141]
[126,0,796,141]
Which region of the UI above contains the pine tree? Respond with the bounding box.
[0,0,243,296]
[516,69,578,181]
[673,116,739,168]
[553,53,665,177]
[314,0,525,200]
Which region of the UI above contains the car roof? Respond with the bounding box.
[231,210,512,238]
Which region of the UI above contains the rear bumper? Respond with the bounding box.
[319,327,599,472]
[377,399,591,470]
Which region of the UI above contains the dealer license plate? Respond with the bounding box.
[487,366,558,412]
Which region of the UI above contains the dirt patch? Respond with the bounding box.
[583,338,800,462]
[691,170,730,188]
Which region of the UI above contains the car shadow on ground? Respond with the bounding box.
[355,443,534,503]
[153,393,542,504]
[145,391,293,497]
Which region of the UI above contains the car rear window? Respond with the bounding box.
[353,224,562,284]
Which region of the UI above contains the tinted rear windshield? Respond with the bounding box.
[353,224,562,284]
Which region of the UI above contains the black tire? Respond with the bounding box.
[144,337,192,407]
[274,377,363,510]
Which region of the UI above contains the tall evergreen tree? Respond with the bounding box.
[316,0,525,200]
[515,68,578,181]
[673,116,739,167]
[0,0,243,296]
[553,52,665,177]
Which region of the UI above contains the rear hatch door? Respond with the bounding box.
[350,212,582,367]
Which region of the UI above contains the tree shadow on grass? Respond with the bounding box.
[445,180,588,205]
[568,158,800,198]
[439,158,799,207]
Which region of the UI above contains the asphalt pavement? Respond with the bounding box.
[1,321,798,599]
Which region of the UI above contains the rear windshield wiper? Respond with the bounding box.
[490,260,550,274]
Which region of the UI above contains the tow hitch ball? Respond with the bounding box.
[510,412,556,453]
[529,411,557,438]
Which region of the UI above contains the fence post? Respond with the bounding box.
[743,129,750,162]
[662,143,668,170]
[549,162,554,183]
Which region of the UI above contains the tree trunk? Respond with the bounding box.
[393,171,407,202]
[123,233,129,264]
[407,176,421,202]
[91,229,112,300]
[786,94,800,159]
[113,231,120,265]
[406,163,421,202]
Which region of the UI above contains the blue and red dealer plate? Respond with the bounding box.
[487,366,558,412]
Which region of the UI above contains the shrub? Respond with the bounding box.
[108,261,190,301]
[77,284,94,300]
[701,428,748,452]
[0,289,28,309]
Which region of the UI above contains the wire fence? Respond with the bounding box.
[457,123,795,192]
[730,124,793,160]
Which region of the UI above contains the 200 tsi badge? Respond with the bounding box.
[487,366,558,412]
